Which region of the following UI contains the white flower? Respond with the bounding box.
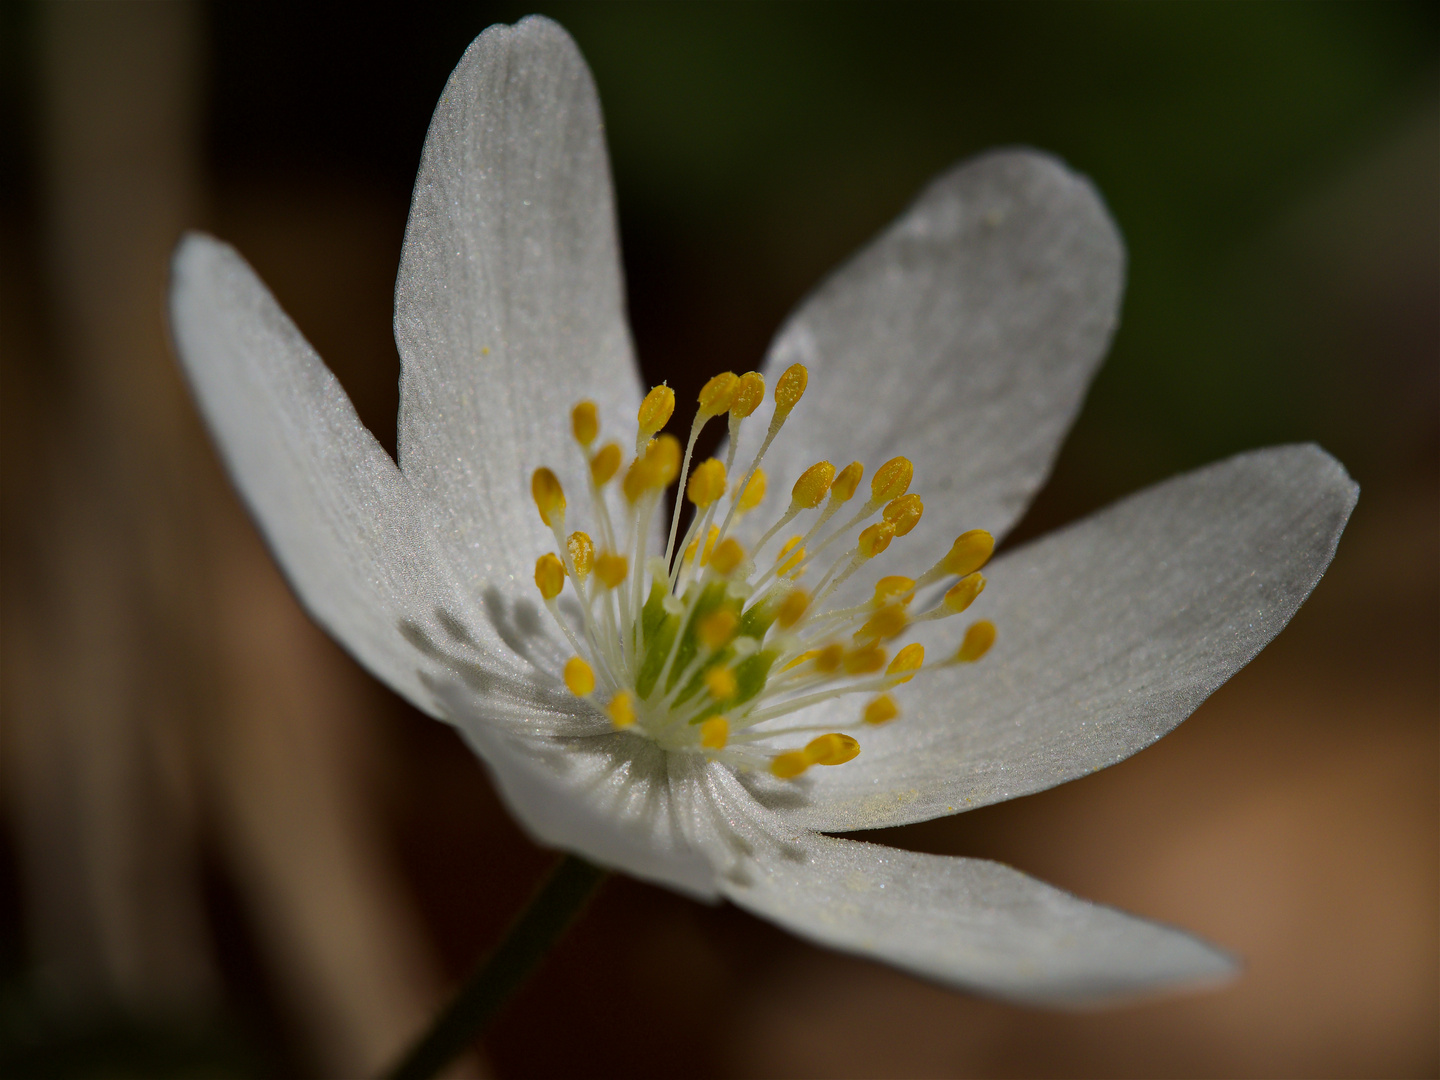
[168,16,1356,1006]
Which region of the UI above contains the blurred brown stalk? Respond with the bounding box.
[0,5,470,1075]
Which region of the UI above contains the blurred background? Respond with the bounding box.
[1,2,1435,1076]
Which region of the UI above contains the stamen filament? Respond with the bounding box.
[733,672,899,726]
[664,415,706,567]
[548,520,624,685]
[649,571,714,703]
[542,597,597,683]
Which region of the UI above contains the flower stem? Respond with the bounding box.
[383,855,608,1080]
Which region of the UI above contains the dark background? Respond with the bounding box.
[2,2,1436,1076]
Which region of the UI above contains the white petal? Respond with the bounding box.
[759,444,1357,832]
[170,233,503,714]
[704,771,1234,1005]
[741,150,1121,588]
[395,16,641,592]
[439,682,719,899]
[728,836,1236,1007]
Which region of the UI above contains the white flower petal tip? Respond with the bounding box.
[720,832,1240,1008]
[753,147,1125,580]
[767,443,1358,834]
[394,15,642,593]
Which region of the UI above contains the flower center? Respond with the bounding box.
[530,364,996,780]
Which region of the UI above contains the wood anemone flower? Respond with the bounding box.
[168,15,1356,1007]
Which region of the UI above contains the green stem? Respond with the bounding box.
[383,855,609,1080]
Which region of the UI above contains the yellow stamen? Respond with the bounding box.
[567,531,594,580]
[776,588,810,628]
[700,716,730,750]
[698,371,740,416]
[873,576,915,606]
[730,372,765,419]
[686,525,720,566]
[774,363,808,416]
[857,520,895,559]
[854,604,908,644]
[534,553,565,600]
[863,694,899,726]
[870,456,913,503]
[791,461,836,509]
[595,552,628,589]
[805,732,860,766]
[943,529,995,577]
[649,433,681,486]
[607,691,636,729]
[590,442,622,486]
[622,435,682,503]
[704,666,737,701]
[886,643,924,683]
[531,467,565,526]
[883,493,924,536]
[831,461,863,503]
[943,572,986,613]
[735,468,767,513]
[780,649,819,672]
[814,643,845,673]
[571,400,599,446]
[955,620,997,663]
[687,458,727,507]
[775,536,806,576]
[770,750,810,779]
[709,537,746,576]
[564,656,595,696]
[843,644,887,675]
[697,609,739,650]
[622,457,653,503]
[638,384,675,439]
